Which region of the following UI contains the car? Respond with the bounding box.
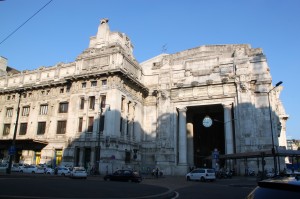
[44,166,55,174]
[11,163,21,172]
[19,165,44,174]
[0,163,8,173]
[246,176,300,199]
[103,169,142,183]
[70,167,87,179]
[55,166,71,176]
[186,168,216,182]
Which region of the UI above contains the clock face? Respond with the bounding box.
[202,116,212,127]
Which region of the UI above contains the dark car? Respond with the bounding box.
[246,176,300,199]
[103,169,142,183]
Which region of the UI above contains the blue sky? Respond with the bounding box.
[0,0,299,139]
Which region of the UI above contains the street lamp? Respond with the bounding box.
[6,90,22,174]
[255,81,283,176]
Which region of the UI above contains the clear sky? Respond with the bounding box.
[0,0,299,139]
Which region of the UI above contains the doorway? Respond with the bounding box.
[187,104,225,168]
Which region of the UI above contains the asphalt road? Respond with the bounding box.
[0,173,257,199]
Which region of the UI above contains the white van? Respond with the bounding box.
[186,168,216,182]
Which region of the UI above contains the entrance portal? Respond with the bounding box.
[187,104,225,168]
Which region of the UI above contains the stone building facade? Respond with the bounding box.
[0,19,288,175]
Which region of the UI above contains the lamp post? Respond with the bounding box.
[255,81,283,176]
[6,90,22,174]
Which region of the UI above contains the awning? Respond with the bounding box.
[0,139,48,151]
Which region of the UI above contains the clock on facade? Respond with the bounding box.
[202,116,213,127]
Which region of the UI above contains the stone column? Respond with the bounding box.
[223,104,234,154]
[178,107,188,165]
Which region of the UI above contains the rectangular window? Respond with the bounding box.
[60,88,64,93]
[3,124,11,135]
[89,96,95,110]
[102,79,107,87]
[78,117,83,132]
[91,81,97,87]
[37,122,46,135]
[99,115,105,133]
[19,123,28,135]
[88,117,94,132]
[21,106,30,116]
[59,102,68,113]
[39,104,48,115]
[6,108,13,117]
[80,97,84,110]
[57,121,67,134]
[100,95,106,109]
[82,82,86,88]
[121,96,125,112]
[120,117,123,134]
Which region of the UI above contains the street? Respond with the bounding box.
[0,173,257,199]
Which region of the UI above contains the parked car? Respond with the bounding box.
[70,167,87,179]
[186,168,216,182]
[44,166,55,174]
[55,166,71,176]
[0,163,8,173]
[246,176,300,199]
[19,165,44,174]
[104,169,142,183]
[11,163,21,172]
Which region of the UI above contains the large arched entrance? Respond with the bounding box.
[187,104,225,168]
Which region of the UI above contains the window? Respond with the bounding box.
[59,102,68,113]
[91,81,97,87]
[39,104,48,115]
[121,96,125,112]
[3,124,11,135]
[99,115,105,133]
[120,117,123,134]
[82,82,86,88]
[21,106,30,116]
[7,96,11,100]
[100,95,106,109]
[37,122,46,135]
[19,123,27,135]
[6,108,13,117]
[57,121,67,134]
[60,88,64,93]
[78,117,83,132]
[89,96,95,110]
[102,79,107,87]
[88,117,94,132]
[80,97,84,110]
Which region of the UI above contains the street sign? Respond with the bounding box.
[212,150,219,160]
[8,146,16,155]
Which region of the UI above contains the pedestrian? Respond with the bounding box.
[156,168,159,178]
